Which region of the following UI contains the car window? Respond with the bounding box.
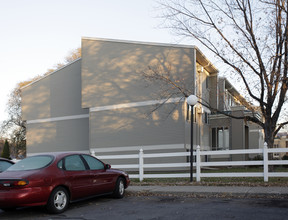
[82,155,104,170]
[7,156,53,171]
[0,161,13,172]
[64,155,86,171]
[57,159,64,169]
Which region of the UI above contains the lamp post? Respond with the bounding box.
[187,95,198,182]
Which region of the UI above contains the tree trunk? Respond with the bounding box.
[264,124,275,171]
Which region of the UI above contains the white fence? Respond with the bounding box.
[93,143,288,182]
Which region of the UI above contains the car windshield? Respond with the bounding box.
[7,155,53,171]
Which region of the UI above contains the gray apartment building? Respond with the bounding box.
[21,37,263,160]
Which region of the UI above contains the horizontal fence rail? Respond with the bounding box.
[92,143,288,182]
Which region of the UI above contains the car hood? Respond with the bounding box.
[109,168,129,176]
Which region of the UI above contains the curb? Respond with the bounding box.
[126,186,288,199]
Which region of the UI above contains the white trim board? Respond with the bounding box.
[90,97,184,112]
[90,144,185,153]
[26,98,184,124]
[26,114,89,124]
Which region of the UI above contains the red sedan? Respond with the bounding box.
[0,152,130,213]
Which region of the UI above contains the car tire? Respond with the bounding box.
[46,186,69,214]
[113,177,125,199]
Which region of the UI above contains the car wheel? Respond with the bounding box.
[46,186,69,214]
[113,177,125,198]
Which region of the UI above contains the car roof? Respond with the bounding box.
[27,152,91,160]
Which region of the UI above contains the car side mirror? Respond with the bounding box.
[105,164,111,169]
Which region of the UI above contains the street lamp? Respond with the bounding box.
[187,95,198,182]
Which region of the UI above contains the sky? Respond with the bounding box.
[1,0,201,123]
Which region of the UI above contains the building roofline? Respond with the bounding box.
[82,36,198,49]
[219,77,252,109]
[82,37,219,74]
[21,58,81,90]
[22,37,219,90]
[195,49,218,74]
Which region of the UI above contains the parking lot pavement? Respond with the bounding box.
[1,194,288,220]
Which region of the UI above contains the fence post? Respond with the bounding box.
[263,142,268,182]
[139,149,144,182]
[196,145,201,182]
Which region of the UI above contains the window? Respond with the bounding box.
[64,155,86,171]
[8,156,53,171]
[203,112,209,124]
[206,76,209,89]
[212,127,229,150]
[82,155,104,170]
[0,161,13,172]
[224,90,239,109]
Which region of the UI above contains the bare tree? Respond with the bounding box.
[45,48,81,75]
[0,80,33,157]
[154,0,288,148]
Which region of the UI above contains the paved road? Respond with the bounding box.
[0,195,287,220]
